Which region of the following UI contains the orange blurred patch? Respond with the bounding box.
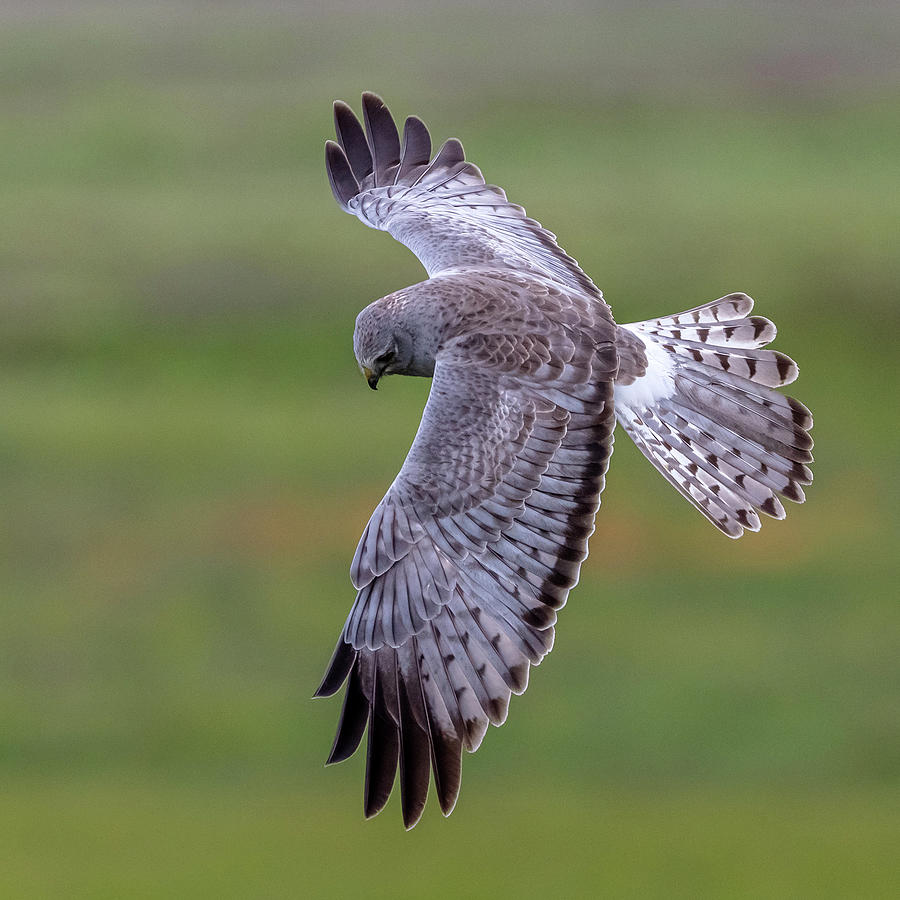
[215,491,380,562]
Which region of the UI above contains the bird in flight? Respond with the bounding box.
[314,93,814,829]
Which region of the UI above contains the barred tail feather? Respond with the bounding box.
[614,293,813,538]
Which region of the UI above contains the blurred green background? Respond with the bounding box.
[1,1,898,896]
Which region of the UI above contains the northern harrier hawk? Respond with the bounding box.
[314,93,814,828]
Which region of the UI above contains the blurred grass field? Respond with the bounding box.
[1,2,898,897]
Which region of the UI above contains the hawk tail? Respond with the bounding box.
[613,293,814,537]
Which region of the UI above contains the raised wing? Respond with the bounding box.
[315,305,618,828]
[325,92,605,301]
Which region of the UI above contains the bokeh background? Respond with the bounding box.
[2,1,898,896]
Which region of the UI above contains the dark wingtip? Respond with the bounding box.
[363,710,400,819]
[325,664,369,765]
[403,115,430,147]
[361,92,401,186]
[431,732,463,817]
[396,115,433,184]
[435,137,466,166]
[333,99,373,182]
[438,790,459,817]
[325,140,360,209]
[398,680,431,829]
[361,90,385,106]
[315,636,357,698]
[401,784,427,829]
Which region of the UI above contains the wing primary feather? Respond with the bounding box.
[376,648,401,725]
[396,658,431,829]
[333,100,373,183]
[361,91,401,186]
[364,660,401,819]
[324,141,360,210]
[406,139,467,189]
[396,115,432,184]
[411,636,463,817]
[314,633,356,698]
[325,661,369,765]
[431,137,466,170]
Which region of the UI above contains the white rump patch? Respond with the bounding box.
[614,328,676,417]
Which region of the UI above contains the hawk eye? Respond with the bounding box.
[375,350,395,366]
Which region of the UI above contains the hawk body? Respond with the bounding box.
[316,94,814,828]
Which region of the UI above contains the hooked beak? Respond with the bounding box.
[363,366,379,391]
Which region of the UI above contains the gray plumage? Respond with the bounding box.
[315,93,814,828]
